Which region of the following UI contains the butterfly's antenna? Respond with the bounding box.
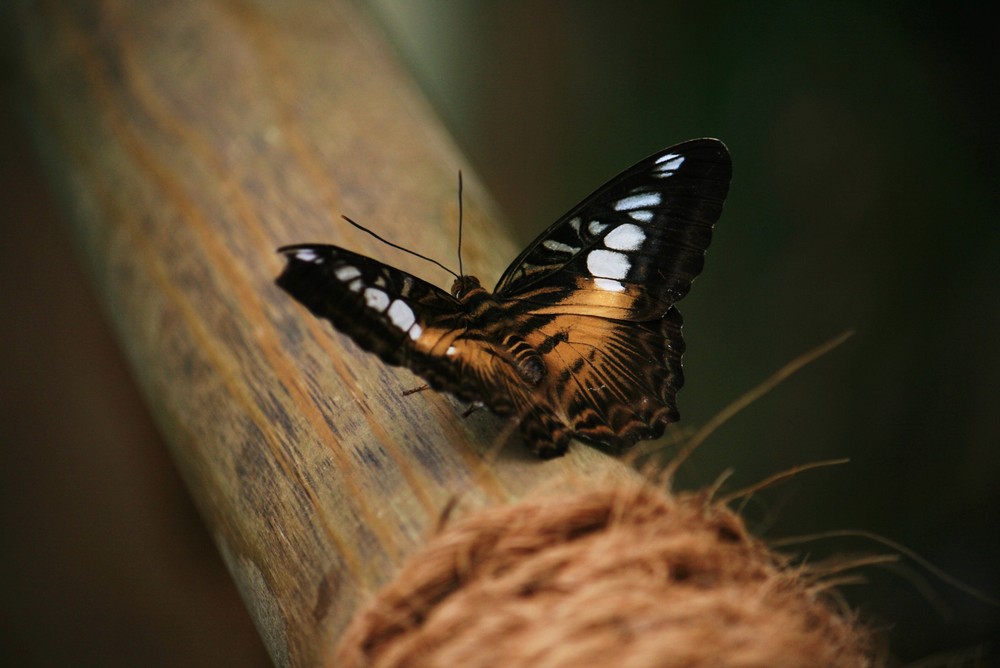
[457,170,465,278]
[341,215,460,280]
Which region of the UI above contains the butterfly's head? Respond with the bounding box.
[450,275,483,300]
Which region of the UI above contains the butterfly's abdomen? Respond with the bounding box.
[454,282,545,385]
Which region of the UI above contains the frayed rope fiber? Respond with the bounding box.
[336,483,876,667]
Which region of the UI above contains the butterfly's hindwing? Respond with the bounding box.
[276,138,731,457]
[499,305,685,454]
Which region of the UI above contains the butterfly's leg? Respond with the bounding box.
[461,402,485,418]
[402,384,429,397]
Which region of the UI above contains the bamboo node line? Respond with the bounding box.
[335,482,876,667]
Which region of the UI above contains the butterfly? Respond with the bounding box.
[276,138,731,458]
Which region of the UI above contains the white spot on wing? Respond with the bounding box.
[614,192,661,211]
[387,299,416,331]
[568,217,582,233]
[653,153,685,176]
[446,345,457,356]
[409,324,423,341]
[335,265,361,281]
[542,239,579,254]
[587,249,629,280]
[655,152,682,164]
[588,220,608,235]
[295,249,318,262]
[363,287,390,312]
[348,279,363,293]
[604,223,645,251]
[594,278,626,292]
[628,210,654,222]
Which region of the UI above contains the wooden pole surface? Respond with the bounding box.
[15,1,639,664]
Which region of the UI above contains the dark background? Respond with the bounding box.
[0,33,271,668]
[2,2,997,665]
[371,2,999,662]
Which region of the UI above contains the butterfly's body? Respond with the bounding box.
[277,139,731,457]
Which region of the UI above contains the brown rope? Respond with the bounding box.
[336,482,877,667]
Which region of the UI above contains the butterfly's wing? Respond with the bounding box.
[495,139,732,453]
[510,306,686,454]
[277,245,474,395]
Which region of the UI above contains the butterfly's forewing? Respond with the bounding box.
[495,138,731,321]
[276,244,471,395]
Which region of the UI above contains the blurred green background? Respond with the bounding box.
[370,1,999,662]
[1,2,996,665]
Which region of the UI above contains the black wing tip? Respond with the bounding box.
[275,245,330,296]
[683,138,731,163]
[665,138,732,169]
[664,138,733,192]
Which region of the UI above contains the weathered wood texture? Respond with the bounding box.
[15,1,639,665]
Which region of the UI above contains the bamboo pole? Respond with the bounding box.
[15,1,638,664]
